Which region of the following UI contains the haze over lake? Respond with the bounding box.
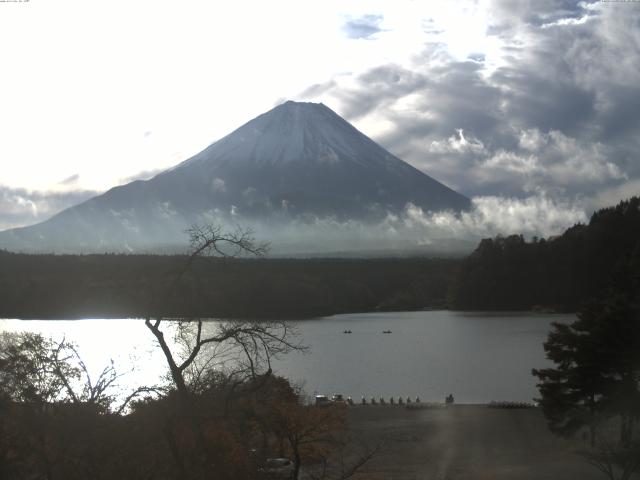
[0,311,572,404]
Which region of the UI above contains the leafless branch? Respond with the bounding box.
[115,386,165,415]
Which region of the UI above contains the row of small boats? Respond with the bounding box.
[488,401,537,409]
[342,330,392,334]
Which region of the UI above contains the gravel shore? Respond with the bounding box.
[344,404,603,480]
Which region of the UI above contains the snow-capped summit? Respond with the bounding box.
[151,100,469,218]
[0,101,470,252]
[177,100,403,169]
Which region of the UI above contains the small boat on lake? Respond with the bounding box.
[382,330,392,334]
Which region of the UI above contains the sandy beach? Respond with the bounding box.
[344,405,604,480]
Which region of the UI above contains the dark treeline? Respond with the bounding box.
[2,197,638,318]
[451,197,640,311]
[0,253,458,319]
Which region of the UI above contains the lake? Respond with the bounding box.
[0,311,572,404]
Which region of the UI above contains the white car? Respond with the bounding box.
[262,458,294,479]
[331,393,346,403]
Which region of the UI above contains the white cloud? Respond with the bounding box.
[429,129,486,155]
[518,128,546,151]
[543,130,625,185]
[483,151,539,174]
[398,195,587,239]
[472,129,624,195]
[211,178,227,193]
[157,202,177,220]
[240,194,590,255]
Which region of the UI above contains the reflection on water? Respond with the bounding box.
[0,311,574,403]
[271,311,574,403]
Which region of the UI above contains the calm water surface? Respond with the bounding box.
[0,311,573,403]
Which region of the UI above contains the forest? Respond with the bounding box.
[0,251,457,319]
[450,197,640,311]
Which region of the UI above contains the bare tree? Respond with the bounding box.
[145,226,303,399]
[144,224,303,400]
[139,225,312,480]
[144,317,302,400]
[0,332,142,413]
[0,332,78,407]
[0,332,158,480]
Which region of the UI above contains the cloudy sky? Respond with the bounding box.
[1,0,639,232]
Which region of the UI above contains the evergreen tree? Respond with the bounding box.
[533,257,640,479]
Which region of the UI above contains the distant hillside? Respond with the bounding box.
[450,197,640,311]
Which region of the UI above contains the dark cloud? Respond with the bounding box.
[298,80,337,99]
[336,64,429,120]
[467,52,486,63]
[0,186,99,231]
[342,14,384,39]
[488,0,595,33]
[492,65,597,135]
[305,1,640,203]
[59,174,80,185]
[598,85,640,142]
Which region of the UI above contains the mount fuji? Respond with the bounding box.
[0,101,470,253]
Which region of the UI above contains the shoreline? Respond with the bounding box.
[1,308,575,321]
